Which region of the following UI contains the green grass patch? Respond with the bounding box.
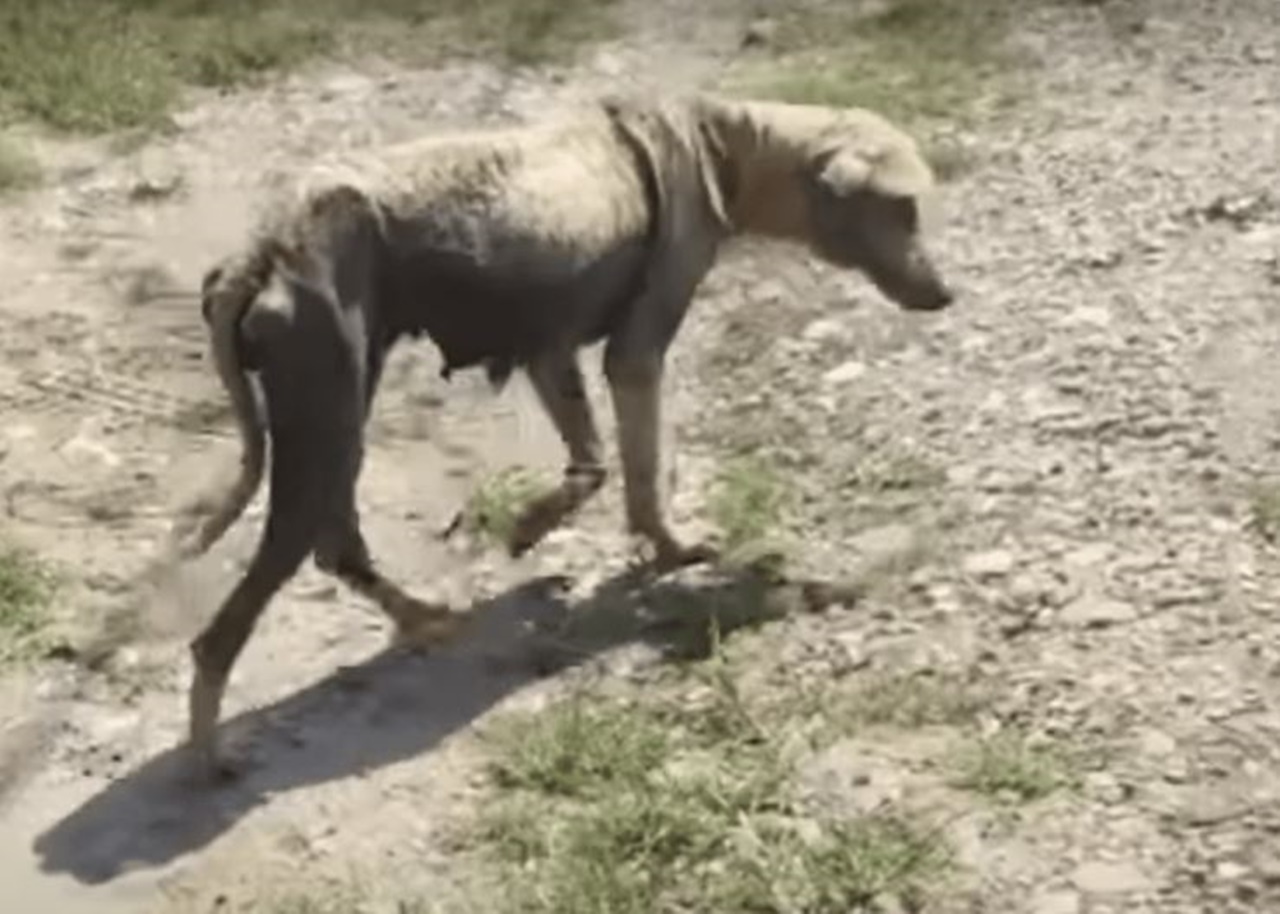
[458,465,550,548]
[841,670,986,731]
[0,0,622,134]
[951,730,1078,803]
[719,812,953,913]
[0,542,57,665]
[727,0,1027,128]
[0,134,40,194]
[707,453,792,574]
[485,697,672,798]
[474,642,955,912]
[1247,480,1280,543]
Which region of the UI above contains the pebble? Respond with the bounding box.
[1073,860,1153,895]
[1060,594,1138,628]
[822,359,868,386]
[962,548,1016,579]
[803,317,847,343]
[849,522,918,566]
[1030,888,1082,914]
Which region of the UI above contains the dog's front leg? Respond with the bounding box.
[604,349,716,572]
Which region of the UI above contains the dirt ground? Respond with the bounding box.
[2,0,1280,911]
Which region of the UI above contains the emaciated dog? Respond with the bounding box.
[174,92,955,780]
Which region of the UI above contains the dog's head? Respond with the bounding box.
[799,111,953,312]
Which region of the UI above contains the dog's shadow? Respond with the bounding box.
[32,561,800,886]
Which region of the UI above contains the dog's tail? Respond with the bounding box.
[169,238,279,560]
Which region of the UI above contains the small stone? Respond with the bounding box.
[1060,594,1137,628]
[822,360,867,385]
[832,632,871,674]
[1072,860,1152,895]
[1217,861,1249,881]
[803,317,846,343]
[962,548,1016,579]
[850,523,918,567]
[1064,304,1113,327]
[741,17,780,48]
[1007,572,1045,605]
[1031,889,1081,914]
[1084,771,1130,804]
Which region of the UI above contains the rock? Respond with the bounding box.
[741,17,779,48]
[850,523,918,567]
[822,359,868,386]
[1060,594,1137,628]
[1030,889,1082,914]
[803,317,846,343]
[831,632,871,675]
[962,548,1016,579]
[1072,860,1153,895]
[1063,304,1112,328]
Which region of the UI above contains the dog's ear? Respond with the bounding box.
[817,134,936,201]
[199,265,224,325]
[816,148,874,195]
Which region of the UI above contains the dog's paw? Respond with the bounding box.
[506,497,569,558]
[650,538,720,574]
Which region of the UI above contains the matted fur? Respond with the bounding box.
[178,92,954,781]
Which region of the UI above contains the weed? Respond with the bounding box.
[708,454,791,570]
[0,135,40,194]
[459,466,549,548]
[727,0,1026,129]
[842,670,985,731]
[952,730,1077,803]
[1247,480,1280,543]
[0,542,57,665]
[446,0,621,66]
[722,812,953,912]
[845,450,945,495]
[483,697,670,798]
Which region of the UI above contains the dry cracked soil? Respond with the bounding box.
[2,0,1280,912]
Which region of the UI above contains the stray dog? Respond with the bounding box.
[172,92,955,781]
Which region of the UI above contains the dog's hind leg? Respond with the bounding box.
[188,408,335,783]
[313,462,461,649]
[505,350,608,557]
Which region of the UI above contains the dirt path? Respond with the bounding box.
[2,1,1280,911]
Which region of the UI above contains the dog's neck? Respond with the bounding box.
[691,96,815,243]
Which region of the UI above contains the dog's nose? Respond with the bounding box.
[906,282,954,311]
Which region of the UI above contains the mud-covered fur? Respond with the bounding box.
[176,92,953,781]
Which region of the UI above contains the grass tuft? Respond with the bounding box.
[843,670,986,731]
[484,697,671,798]
[0,542,57,665]
[1247,480,1280,543]
[459,466,550,548]
[952,730,1077,803]
[0,134,41,194]
[707,454,792,575]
